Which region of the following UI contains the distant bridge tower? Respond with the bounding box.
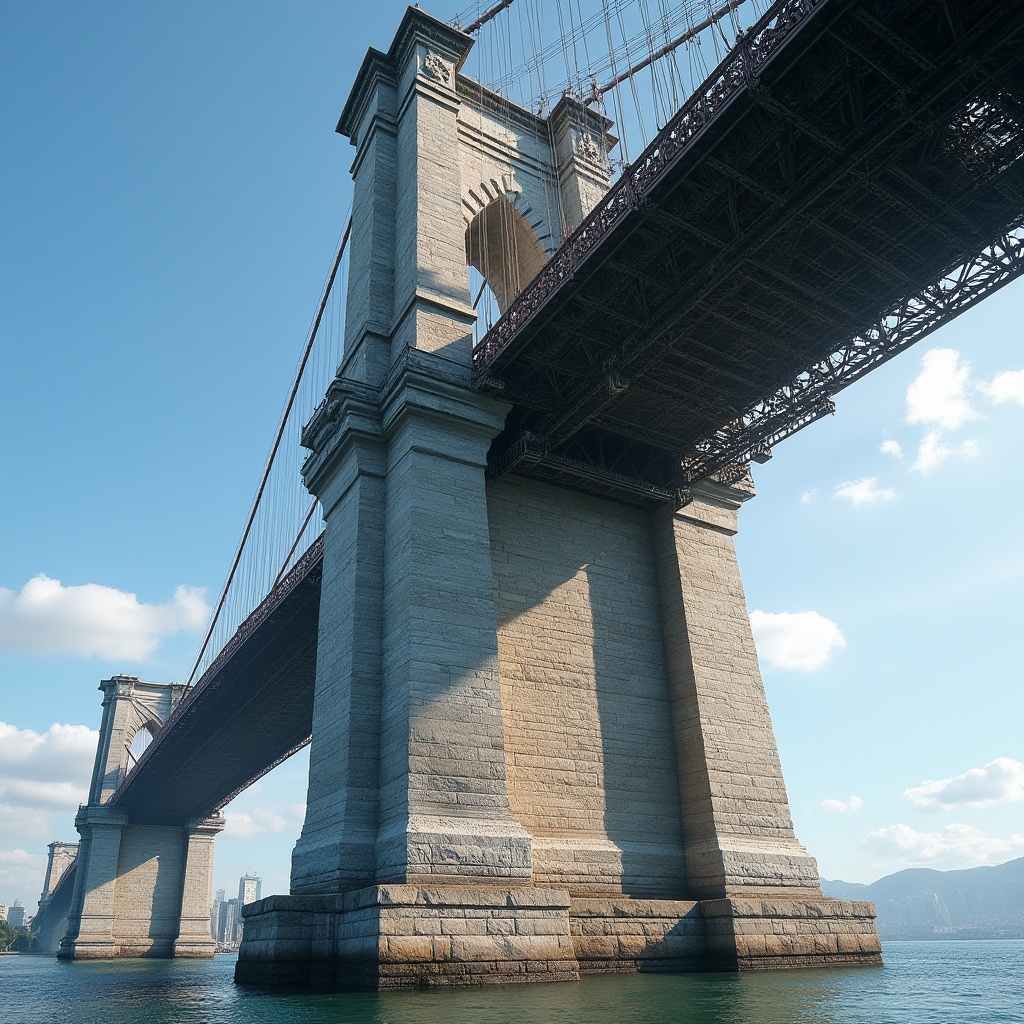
[236,6,878,988]
[58,676,224,959]
[31,841,79,953]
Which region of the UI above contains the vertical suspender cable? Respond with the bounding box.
[186,216,352,687]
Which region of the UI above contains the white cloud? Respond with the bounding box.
[0,803,57,843]
[833,477,896,506]
[800,490,817,504]
[749,610,847,672]
[0,722,98,849]
[0,780,86,810]
[981,369,1024,406]
[911,430,978,474]
[0,575,208,660]
[223,804,305,841]
[0,722,98,783]
[879,439,903,459]
[904,757,1024,812]
[863,823,1024,872]
[820,795,863,813]
[906,348,977,430]
[0,849,48,901]
[898,349,981,473]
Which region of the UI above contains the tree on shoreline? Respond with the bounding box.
[0,920,33,952]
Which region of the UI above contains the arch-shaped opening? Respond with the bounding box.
[125,723,157,771]
[469,266,502,348]
[466,197,549,315]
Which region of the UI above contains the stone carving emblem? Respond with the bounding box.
[423,51,450,83]
[576,131,602,162]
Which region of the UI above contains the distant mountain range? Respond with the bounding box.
[821,857,1024,940]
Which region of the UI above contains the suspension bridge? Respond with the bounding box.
[55,0,1023,984]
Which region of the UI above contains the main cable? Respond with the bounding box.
[587,0,748,102]
[185,216,352,687]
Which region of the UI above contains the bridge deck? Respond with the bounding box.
[110,539,323,825]
[109,0,1024,823]
[474,0,1024,506]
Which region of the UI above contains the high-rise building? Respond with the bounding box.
[208,875,262,946]
[219,899,240,946]
[238,874,261,907]
[7,901,26,927]
[0,903,8,922]
[210,889,225,941]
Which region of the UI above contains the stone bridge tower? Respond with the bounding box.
[58,676,224,959]
[236,6,879,988]
[31,841,79,953]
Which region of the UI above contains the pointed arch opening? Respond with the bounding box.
[466,196,549,316]
[125,723,157,772]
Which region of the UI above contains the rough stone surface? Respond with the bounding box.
[703,897,883,968]
[245,7,881,988]
[236,886,580,989]
[570,898,707,972]
[109,825,187,957]
[59,811,224,960]
[488,475,687,897]
[652,482,823,899]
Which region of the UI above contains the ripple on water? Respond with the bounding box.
[1,941,1022,1024]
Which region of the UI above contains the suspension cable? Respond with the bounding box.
[587,0,748,102]
[464,0,516,34]
[271,499,320,589]
[185,216,352,687]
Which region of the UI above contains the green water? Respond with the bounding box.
[2,942,1021,1024]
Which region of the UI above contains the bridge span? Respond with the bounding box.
[109,538,323,826]
[58,0,1023,986]
[110,0,1024,830]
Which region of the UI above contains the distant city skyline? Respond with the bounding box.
[211,873,262,948]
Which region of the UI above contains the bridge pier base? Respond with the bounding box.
[236,885,579,988]
[235,3,880,988]
[58,808,224,960]
[173,816,226,957]
[237,889,878,988]
[57,805,127,959]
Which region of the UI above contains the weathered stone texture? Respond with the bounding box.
[58,806,128,959]
[487,476,686,897]
[60,811,223,959]
[703,897,883,968]
[293,390,386,895]
[652,482,821,898]
[60,678,223,960]
[234,6,881,988]
[236,886,579,989]
[87,676,185,805]
[570,898,706,971]
[110,825,186,956]
[175,817,223,957]
[373,372,531,885]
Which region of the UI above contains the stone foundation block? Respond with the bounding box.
[570,897,707,973]
[701,897,882,969]
[235,885,580,989]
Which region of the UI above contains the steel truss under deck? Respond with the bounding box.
[472,0,1024,508]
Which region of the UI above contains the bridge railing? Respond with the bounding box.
[183,220,351,690]
[110,532,326,804]
[471,0,826,376]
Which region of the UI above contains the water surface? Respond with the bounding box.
[2,941,1021,1024]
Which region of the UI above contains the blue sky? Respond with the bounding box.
[1,1,1022,912]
